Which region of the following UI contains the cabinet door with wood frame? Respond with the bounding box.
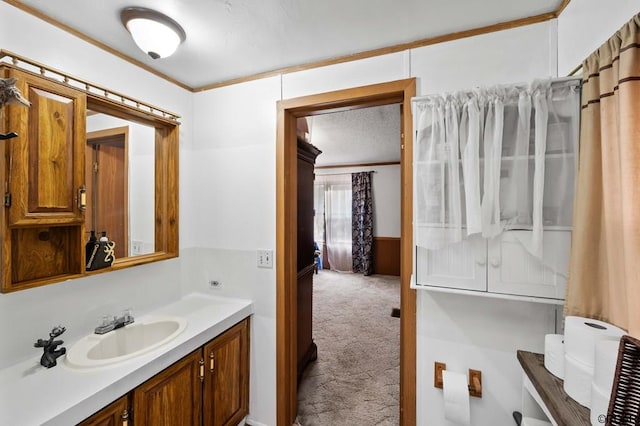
[77,395,130,426]
[132,349,203,426]
[3,68,86,226]
[202,318,250,426]
[1,68,87,291]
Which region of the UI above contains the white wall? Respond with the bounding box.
[412,20,558,95]
[557,1,638,76]
[185,76,281,425]
[317,165,401,238]
[0,2,192,370]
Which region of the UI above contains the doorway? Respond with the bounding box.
[276,78,417,426]
[86,126,129,259]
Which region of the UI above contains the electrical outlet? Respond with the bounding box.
[208,280,222,289]
[257,250,273,268]
[131,240,143,254]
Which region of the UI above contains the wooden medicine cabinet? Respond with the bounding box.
[0,51,179,292]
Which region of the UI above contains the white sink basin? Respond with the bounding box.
[65,316,187,369]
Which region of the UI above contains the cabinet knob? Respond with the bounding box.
[490,258,500,268]
[78,186,87,211]
[120,409,129,426]
[209,352,215,372]
[476,259,486,266]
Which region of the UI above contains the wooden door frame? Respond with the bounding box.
[276,77,417,426]
[86,126,130,258]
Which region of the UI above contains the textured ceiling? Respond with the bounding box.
[7,0,564,89]
[310,105,401,166]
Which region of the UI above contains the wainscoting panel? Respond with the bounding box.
[373,237,401,276]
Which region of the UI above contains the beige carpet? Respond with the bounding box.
[297,270,401,426]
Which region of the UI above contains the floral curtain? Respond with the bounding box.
[565,14,640,335]
[352,172,373,275]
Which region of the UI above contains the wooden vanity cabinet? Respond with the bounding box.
[202,319,250,426]
[78,318,250,426]
[1,67,86,291]
[134,318,249,426]
[77,395,130,426]
[133,349,203,426]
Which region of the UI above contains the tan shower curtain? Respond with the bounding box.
[565,14,640,336]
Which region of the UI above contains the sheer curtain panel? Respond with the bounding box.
[565,14,640,335]
[316,174,353,272]
[414,79,579,262]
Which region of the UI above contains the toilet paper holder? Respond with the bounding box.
[434,362,483,398]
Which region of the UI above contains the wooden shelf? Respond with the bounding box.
[517,350,590,426]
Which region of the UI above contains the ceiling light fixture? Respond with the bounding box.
[121,7,186,60]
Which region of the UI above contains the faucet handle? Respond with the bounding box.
[50,325,66,338]
[122,308,134,324]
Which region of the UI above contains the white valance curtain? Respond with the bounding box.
[414,79,579,259]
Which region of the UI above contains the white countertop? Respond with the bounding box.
[0,292,253,426]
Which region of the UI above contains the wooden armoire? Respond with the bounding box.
[296,136,321,382]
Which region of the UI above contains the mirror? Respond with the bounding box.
[83,95,179,268]
[86,110,155,258]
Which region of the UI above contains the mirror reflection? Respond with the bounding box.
[86,110,155,258]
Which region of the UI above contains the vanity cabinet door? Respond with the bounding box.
[4,69,86,226]
[132,349,203,426]
[202,318,250,426]
[77,395,130,426]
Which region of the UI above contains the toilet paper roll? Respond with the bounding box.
[522,417,552,426]
[442,370,470,425]
[544,334,565,379]
[590,383,611,426]
[593,339,621,392]
[564,354,594,408]
[564,316,625,368]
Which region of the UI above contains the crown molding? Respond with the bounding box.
[5,0,572,92]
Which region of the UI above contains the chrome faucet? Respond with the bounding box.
[94,309,134,334]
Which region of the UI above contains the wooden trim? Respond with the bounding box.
[399,85,417,425]
[86,126,129,143]
[276,100,299,425]
[554,0,572,17]
[0,51,181,124]
[2,0,191,91]
[373,236,401,276]
[86,125,130,258]
[196,12,557,91]
[315,161,400,169]
[277,77,416,426]
[6,0,571,92]
[568,64,583,77]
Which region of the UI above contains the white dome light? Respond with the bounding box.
[121,7,186,59]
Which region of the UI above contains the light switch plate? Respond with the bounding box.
[257,250,273,268]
